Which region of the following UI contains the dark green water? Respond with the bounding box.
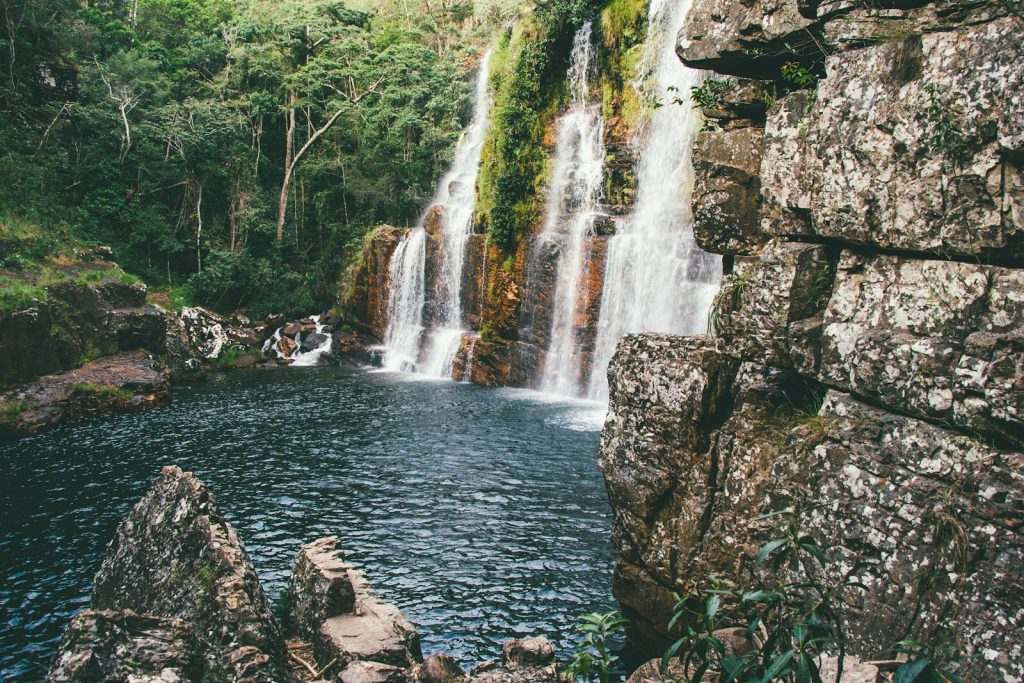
[0,367,614,681]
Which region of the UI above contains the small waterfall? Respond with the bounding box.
[381,51,492,376]
[382,229,427,372]
[420,50,492,377]
[587,0,722,400]
[263,315,333,366]
[537,22,605,397]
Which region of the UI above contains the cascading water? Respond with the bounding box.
[587,0,722,400]
[382,229,428,371]
[263,315,333,367]
[382,51,492,378]
[537,22,605,397]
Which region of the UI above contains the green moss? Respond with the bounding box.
[206,345,261,372]
[480,323,497,342]
[477,9,579,251]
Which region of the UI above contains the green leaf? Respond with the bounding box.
[761,650,796,682]
[894,659,932,683]
[706,594,721,620]
[756,539,789,567]
[798,537,827,566]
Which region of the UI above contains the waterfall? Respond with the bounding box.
[381,51,492,376]
[382,229,428,372]
[587,0,722,400]
[420,50,492,378]
[537,22,605,397]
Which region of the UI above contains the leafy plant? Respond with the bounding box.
[660,506,866,683]
[780,62,817,90]
[690,79,736,112]
[567,610,627,683]
[893,641,963,683]
[920,82,969,170]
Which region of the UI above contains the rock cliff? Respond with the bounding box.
[599,1,1022,680]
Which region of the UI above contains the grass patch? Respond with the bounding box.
[69,382,133,400]
[206,345,261,372]
[0,278,48,313]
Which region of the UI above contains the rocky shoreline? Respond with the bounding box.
[0,275,382,438]
[46,466,563,683]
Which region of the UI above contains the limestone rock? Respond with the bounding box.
[90,465,290,681]
[46,609,201,683]
[818,252,1024,447]
[289,536,356,641]
[762,21,1024,258]
[693,127,766,255]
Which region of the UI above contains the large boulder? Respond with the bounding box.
[692,126,766,255]
[89,466,291,681]
[339,226,407,339]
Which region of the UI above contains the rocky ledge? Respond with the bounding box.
[0,350,170,438]
[47,466,563,682]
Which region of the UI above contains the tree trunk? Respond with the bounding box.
[276,92,297,242]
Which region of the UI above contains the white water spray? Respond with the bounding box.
[263,315,333,366]
[587,0,722,400]
[537,22,606,397]
[382,51,492,377]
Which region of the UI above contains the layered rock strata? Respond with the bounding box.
[599,2,1022,681]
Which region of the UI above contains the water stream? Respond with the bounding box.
[587,0,722,401]
[537,23,606,398]
[0,367,612,681]
[383,51,492,378]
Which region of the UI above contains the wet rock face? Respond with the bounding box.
[762,20,1024,259]
[89,465,290,681]
[46,610,201,683]
[342,226,407,339]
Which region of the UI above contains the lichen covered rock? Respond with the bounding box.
[47,610,201,682]
[90,465,290,681]
[819,252,1024,447]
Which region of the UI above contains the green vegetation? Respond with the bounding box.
[566,610,627,683]
[920,82,969,171]
[1,0,509,316]
[477,0,598,250]
[69,382,133,400]
[270,587,295,636]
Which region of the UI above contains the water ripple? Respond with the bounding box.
[0,367,614,681]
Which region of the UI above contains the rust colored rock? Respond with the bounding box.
[341,661,411,683]
[501,637,554,666]
[277,335,298,358]
[282,321,301,338]
[423,205,447,238]
[339,226,406,339]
